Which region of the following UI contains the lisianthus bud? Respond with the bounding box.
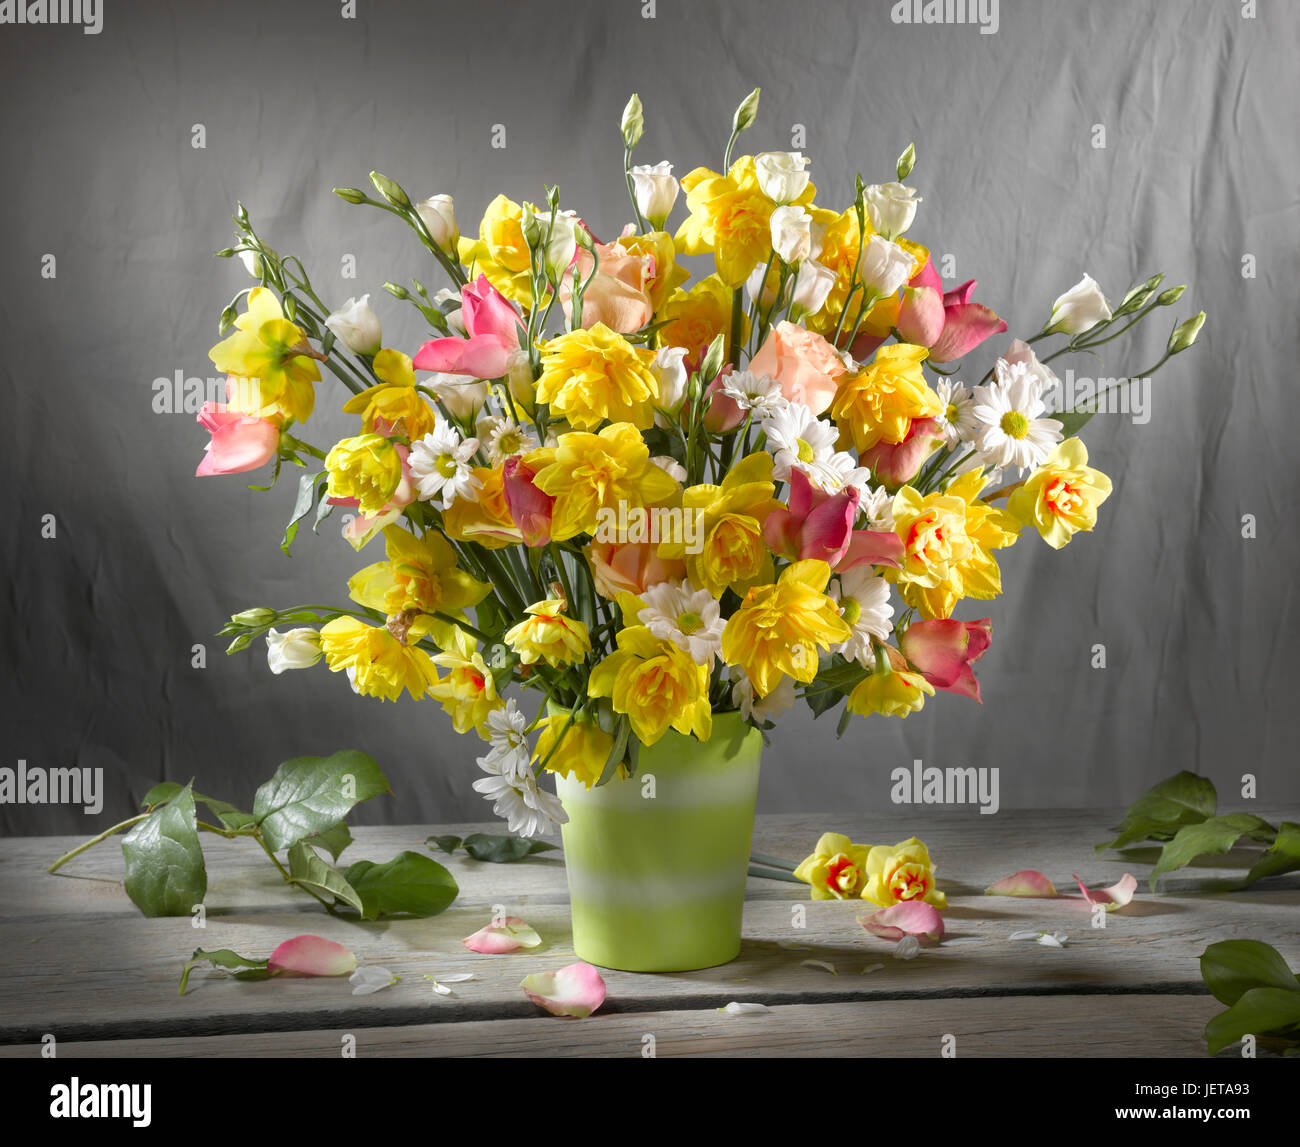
[856,234,916,297]
[324,294,382,356]
[537,209,580,280]
[651,344,689,422]
[266,627,323,674]
[415,194,459,255]
[230,608,276,628]
[1047,274,1112,334]
[1156,284,1187,306]
[629,161,679,228]
[770,205,813,264]
[863,182,921,240]
[1168,311,1206,353]
[755,151,811,204]
[789,259,836,318]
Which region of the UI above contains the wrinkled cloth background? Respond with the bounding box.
[1,0,1296,835]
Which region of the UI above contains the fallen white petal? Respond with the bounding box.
[1009,930,1042,941]
[778,940,812,951]
[942,937,983,946]
[349,965,399,996]
[718,1001,771,1015]
[894,936,921,961]
[800,959,837,975]
[1038,931,1068,948]
[860,963,886,975]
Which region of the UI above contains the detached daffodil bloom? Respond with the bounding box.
[533,711,616,789]
[588,624,711,746]
[348,525,491,619]
[862,837,947,909]
[208,287,320,422]
[794,832,873,900]
[1007,438,1112,549]
[341,348,439,440]
[504,600,592,668]
[318,615,440,702]
[720,559,850,697]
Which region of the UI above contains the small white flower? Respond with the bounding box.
[863,182,922,240]
[761,403,841,488]
[721,370,784,418]
[830,571,894,666]
[754,151,811,204]
[856,234,916,297]
[821,451,876,498]
[409,417,482,508]
[651,345,689,425]
[629,160,679,226]
[265,627,322,674]
[649,455,687,483]
[349,965,399,996]
[934,378,979,447]
[481,418,538,467]
[857,483,895,531]
[789,259,836,317]
[415,194,459,255]
[324,294,382,356]
[473,702,567,838]
[971,362,1064,474]
[730,669,795,724]
[639,581,724,665]
[479,700,531,775]
[1048,273,1111,335]
[770,205,813,264]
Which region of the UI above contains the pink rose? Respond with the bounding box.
[748,321,848,415]
[560,240,655,334]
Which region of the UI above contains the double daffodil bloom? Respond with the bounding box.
[428,650,500,737]
[347,525,491,619]
[794,832,873,900]
[588,624,711,746]
[208,287,320,422]
[341,348,439,439]
[318,615,440,702]
[1007,438,1112,549]
[535,325,660,430]
[533,711,616,788]
[504,599,592,668]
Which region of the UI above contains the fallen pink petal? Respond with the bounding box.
[521,962,606,1018]
[462,915,542,954]
[267,935,357,977]
[1073,873,1138,910]
[858,900,945,943]
[984,869,1059,897]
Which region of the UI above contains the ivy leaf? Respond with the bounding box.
[141,783,255,831]
[179,947,270,995]
[122,782,207,918]
[806,686,845,719]
[286,841,364,914]
[1244,822,1300,886]
[460,833,559,863]
[1096,770,1218,852]
[304,821,354,862]
[253,750,390,852]
[1149,813,1277,891]
[1205,988,1300,1056]
[1200,939,1300,1007]
[343,851,459,919]
[428,834,463,855]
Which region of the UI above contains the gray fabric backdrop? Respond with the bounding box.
[2,0,1296,836]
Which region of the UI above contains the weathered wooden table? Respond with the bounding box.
[2,810,1296,1058]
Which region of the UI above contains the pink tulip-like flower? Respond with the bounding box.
[586,539,686,599]
[1073,873,1137,911]
[462,915,543,954]
[859,417,947,488]
[859,901,945,943]
[412,274,524,379]
[985,869,1059,897]
[195,402,280,476]
[748,320,848,415]
[267,935,358,977]
[502,456,555,548]
[560,239,656,334]
[702,370,746,433]
[897,257,1007,364]
[521,961,607,1019]
[899,617,992,703]
[764,469,903,571]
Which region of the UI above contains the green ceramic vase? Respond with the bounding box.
[553,712,763,973]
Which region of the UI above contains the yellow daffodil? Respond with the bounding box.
[618,230,689,311]
[1007,438,1112,549]
[654,273,749,367]
[862,837,947,909]
[457,193,535,306]
[831,343,942,453]
[535,324,660,430]
[347,525,491,618]
[208,286,320,422]
[889,471,1019,619]
[341,348,438,439]
[533,711,616,788]
[847,665,934,718]
[794,832,873,900]
[523,423,679,541]
[325,432,406,514]
[318,615,439,702]
[442,465,523,549]
[588,625,711,745]
[675,155,813,286]
[720,559,850,697]
[428,650,499,737]
[504,599,592,668]
[662,451,779,598]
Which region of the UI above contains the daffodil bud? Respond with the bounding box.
[1168,311,1206,353]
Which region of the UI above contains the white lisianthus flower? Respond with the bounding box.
[754,151,811,205]
[746,260,779,308]
[536,209,581,280]
[265,628,322,674]
[1047,274,1112,335]
[863,182,922,240]
[730,669,795,724]
[409,416,482,507]
[789,259,837,318]
[415,194,459,255]
[651,344,689,425]
[649,454,688,483]
[638,581,725,666]
[426,372,488,419]
[934,378,979,447]
[324,294,382,356]
[830,571,894,665]
[721,370,784,418]
[762,403,841,488]
[770,205,813,264]
[856,234,916,297]
[629,161,679,227]
[971,361,1064,473]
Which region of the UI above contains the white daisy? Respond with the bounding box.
[857,482,895,531]
[830,571,894,665]
[822,451,876,498]
[638,581,724,665]
[971,361,1063,474]
[481,417,538,467]
[479,700,531,775]
[721,371,786,418]
[934,378,979,447]
[761,403,842,489]
[729,669,796,724]
[409,416,482,508]
[472,701,567,838]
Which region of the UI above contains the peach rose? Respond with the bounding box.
[584,539,685,599]
[747,320,848,415]
[560,240,655,334]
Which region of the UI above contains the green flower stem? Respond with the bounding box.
[728,287,745,368]
[747,863,805,885]
[749,850,798,871]
[47,814,149,874]
[432,612,492,644]
[253,833,336,914]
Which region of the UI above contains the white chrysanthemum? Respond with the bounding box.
[722,371,785,418]
[822,451,876,498]
[409,416,482,508]
[762,403,842,488]
[830,571,894,665]
[471,701,567,838]
[971,362,1063,474]
[638,581,724,665]
[857,482,895,531]
[729,669,795,724]
[649,455,688,483]
[482,418,538,467]
[934,378,979,447]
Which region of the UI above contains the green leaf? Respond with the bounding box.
[179,947,270,995]
[1149,813,1277,891]
[834,704,853,739]
[141,782,182,809]
[806,686,845,718]
[460,833,559,863]
[1096,770,1218,852]
[122,782,207,918]
[1205,988,1300,1055]
[286,841,364,913]
[282,471,324,556]
[141,783,255,830]
[253,750,391,852]
[1200,940,1300,1007]
[1244,822,1300,885]
[428,834,462,855]
[343,851,458,919]
[304,821,354,862]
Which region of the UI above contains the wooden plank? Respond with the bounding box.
[0,995,1225,1058]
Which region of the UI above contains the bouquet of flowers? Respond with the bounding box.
[201,89,1205,838]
